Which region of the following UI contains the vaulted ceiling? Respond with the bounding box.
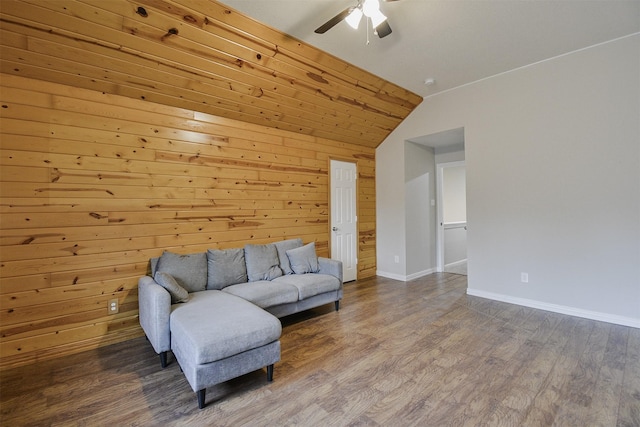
[223,0,640,98]
[0,0,422,149]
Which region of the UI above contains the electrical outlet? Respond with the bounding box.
[394,255,400,263]
[108,298,119,314]
[520,272,529,283]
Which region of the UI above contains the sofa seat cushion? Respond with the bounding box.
[222,281,299,309]
[272,274,341,300]
[170,291,281,365]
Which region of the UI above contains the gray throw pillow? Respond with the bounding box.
[286,242,319,274]
[244,243,283,282]
[154,272,190,304]
[207,248,248,290]
[273,238,303,275]
[155,251,207,293]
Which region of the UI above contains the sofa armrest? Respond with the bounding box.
[318,257,343,283]
[138,275,172,355]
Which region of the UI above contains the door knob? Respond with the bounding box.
[332,227,338,231]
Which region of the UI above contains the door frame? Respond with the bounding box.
[436,160,466,272]
[329,158,358,281]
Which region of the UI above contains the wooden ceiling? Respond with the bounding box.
[0,0,422,149]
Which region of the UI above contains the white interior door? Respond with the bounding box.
[330,160,357,282]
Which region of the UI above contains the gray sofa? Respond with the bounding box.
[138,238,343,407]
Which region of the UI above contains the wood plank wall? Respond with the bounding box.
[0,0,422,150]
[0,73,377,370]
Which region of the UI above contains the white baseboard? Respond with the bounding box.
[375,270,406,281]
[467,288,640,329]
[406,268,436,281]
[376,268,436,282]
[444,259,467,268]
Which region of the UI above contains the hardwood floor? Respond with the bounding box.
[1,274,639,426]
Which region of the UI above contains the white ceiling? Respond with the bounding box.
[221,0,640,98]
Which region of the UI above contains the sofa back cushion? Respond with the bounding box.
[155,251,207,293]
[244,243,283,281]
[286,242,320,274]
[206,248,248,290]
[273,238,303,275]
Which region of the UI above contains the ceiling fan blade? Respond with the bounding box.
[315,6,354,34]
[376,20,392,38]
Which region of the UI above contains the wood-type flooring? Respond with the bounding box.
[1,273,639,426]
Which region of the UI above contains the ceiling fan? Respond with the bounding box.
[314,0,400,39]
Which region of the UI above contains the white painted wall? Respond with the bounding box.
[376,140,437,280]
[376,134,407,278]
[405,142,436,279]
[441,162,468,267]
[443,165,466,223]
[377,34,640,326]
[444,227,467,265]
[435,147,465,164]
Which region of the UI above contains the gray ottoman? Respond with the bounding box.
[170,290,282,408]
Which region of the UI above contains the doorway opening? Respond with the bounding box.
[407,127,466,276]
[437,161,467,274]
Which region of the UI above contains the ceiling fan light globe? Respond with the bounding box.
[362,0,380,18]
[370,10,387,28]
[345,8,363,29]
